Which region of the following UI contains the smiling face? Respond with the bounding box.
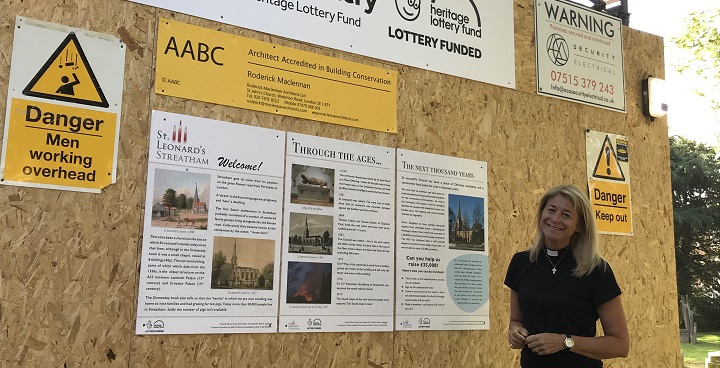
[540,194,581,250]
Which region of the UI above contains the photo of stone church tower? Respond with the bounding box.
[454,201,473,243]
[288,212,333,254]
[211,236,274,290]
[448,194,486,251]
[229,239,264,288]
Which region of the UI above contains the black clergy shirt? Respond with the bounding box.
[504,249,622,368]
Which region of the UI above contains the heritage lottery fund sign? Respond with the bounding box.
[586,130,632,235]
[155,19,397,133]
[1,17,125,193]
[535,0,625,112]
[130,0,514,88]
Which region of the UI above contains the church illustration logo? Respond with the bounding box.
[171,120,188,144]
[286,320,301,330]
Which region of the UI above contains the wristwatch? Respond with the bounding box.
[564,334,575,350]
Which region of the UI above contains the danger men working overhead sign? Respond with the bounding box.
[0,17,126,193]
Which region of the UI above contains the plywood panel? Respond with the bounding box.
[0,0,152,366]
[0,0,681,367]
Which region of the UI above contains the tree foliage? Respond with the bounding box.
[673,9,720,110]
[472,203,484,230]
[448,207,456,234]
[162,188,177,219]
[211,251,227,287]
[670,136,720,331]
[262,263,274,286]
[177,193,187,210]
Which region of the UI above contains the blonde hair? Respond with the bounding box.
[528,185,604,277]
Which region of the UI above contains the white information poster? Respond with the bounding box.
[395,149,489,331]
[279,133,395,332]
[128,0,515,88]
[136,111,285,334]
[535,0,625,112]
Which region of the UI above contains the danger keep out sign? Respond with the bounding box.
[585,130,632,235]
[0,17,125,193]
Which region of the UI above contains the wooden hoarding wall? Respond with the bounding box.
[0,0,680,367]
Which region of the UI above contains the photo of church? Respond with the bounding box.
[448,194,486,251]
[211,236,275,290]
[150,168,210,230]
[287,212,333,255]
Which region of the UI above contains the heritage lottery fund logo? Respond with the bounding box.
[394,0,482,39]
[258,0,486,59]
[388,0,485,59]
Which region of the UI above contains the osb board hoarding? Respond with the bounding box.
[0,1,681,368]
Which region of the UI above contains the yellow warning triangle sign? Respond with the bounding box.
[592,135,625,181]
[22,33,108,108]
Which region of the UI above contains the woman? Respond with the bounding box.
[504,185,629,367]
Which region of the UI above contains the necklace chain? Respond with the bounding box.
[544,246,568,275]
